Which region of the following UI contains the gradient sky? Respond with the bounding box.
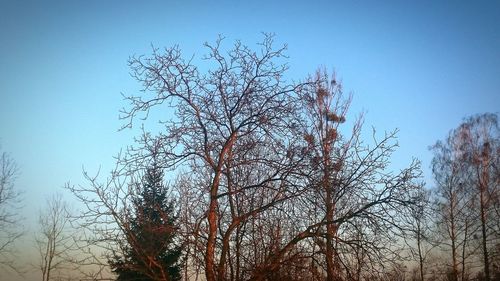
[0,1,499,280]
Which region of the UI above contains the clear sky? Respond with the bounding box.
[0,1,499,280]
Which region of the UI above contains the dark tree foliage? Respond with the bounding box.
[109,163,183,281]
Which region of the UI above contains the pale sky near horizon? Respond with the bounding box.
[0,1,499,280]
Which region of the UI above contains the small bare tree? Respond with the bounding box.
[431,131,475,281]
[403,187,437,281]
[35,194,78,281]
[0,147,23,272]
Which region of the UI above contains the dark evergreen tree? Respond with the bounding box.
[109,162,183,281]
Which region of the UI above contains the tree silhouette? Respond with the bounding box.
[109,161,183,281]
[0,147,23,273]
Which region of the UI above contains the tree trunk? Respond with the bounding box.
[450,191,459,281]
[206,178,220,281]
[325,193,336,281]
[479,179,490,281]
[417,223,424,281]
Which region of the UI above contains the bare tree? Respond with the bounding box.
[299,70,350,281]
[431,132,475,281]
[431,113,499,281]
[0,147,23,272]
[454,113,499,281]
[119,34,307,281]
[246,70,423,281]
[404,187,437,281]
[35,193,79,281]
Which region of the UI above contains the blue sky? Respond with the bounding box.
[0,0,499,278]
